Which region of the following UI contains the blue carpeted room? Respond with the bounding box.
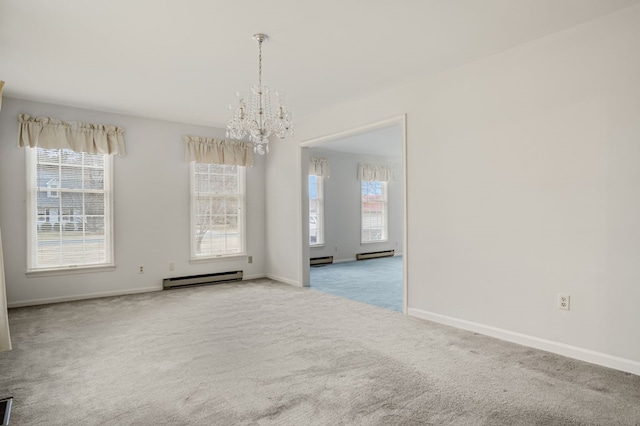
[306,127,405,313]
[311,256,403,312]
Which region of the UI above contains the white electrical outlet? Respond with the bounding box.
[169,262,175,271]
[138,265,144,274]
[248,256,253,264]
[558,294,570,311]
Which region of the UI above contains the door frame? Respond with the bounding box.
[298,114,408,314]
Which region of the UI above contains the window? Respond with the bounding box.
[191,163,245,259]
[309,175,324,245]
[361,180,387,243]
[27,148,113,271]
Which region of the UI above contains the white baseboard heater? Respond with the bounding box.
[356,250,395,261]
[310,256,334,266]
[163,270,243,289]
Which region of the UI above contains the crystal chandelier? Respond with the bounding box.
[226,34,293,155]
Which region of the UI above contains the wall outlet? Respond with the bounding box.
[558,294,570,311]
[169,262,175,272]
[248,256,253,264]
[138,265,144,274]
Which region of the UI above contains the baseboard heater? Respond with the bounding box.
[356,250,395,261]
[310,256,334,266]
[163,270,243,289]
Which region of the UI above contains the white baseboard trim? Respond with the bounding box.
[408,308,640,377]
[243,274,266,280]
[266,274,301,287]
[8,286,162,308]
[333,258,356,264]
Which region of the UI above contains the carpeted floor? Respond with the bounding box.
[1,279,639,425]
[310,256,403,312]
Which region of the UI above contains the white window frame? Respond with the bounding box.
[309,174,324,246]
[361,180,388,244]
[190,163,246,261]
[26,147,114,273]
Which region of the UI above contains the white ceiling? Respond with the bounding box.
[1,0,638,129]
[310,125,403,162]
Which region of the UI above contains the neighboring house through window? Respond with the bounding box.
[361,180,388,243]
[27,147,113,271]
[190,163,246,259]
[46,177,59,198]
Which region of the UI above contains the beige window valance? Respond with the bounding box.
[183,136,254,167]
[309,157,330,177]
[18,114,126,156]
[358,163,392,182]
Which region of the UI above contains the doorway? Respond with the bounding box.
[300,116,407,313]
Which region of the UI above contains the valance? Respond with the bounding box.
[183,136,254,167]
[309,157,330,177]
[18,114,126,156]
[358,163,392,182]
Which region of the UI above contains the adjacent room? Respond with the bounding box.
[306,124,405,313]
[1,1,640,424]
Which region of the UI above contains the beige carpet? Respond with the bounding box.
[1,279,639,425]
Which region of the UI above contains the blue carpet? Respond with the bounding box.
[310,256,403,312]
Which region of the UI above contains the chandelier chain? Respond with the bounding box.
[258,38,262,88]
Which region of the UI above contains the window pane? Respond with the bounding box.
[226,196,239,214]
[361,180,387,243]
[224,175,238,192]
[61,149,83,165]
[29,147,112,270]
[191,163,244,257]
[210,174,224,194]
[84,168,104,190]
[309,175,323,245]
[37,148,60,164]
[84,153,104,168]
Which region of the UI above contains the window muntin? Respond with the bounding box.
[27,148,113,271]
[309,175,324,245]
[361,180,387,243]
[191,163,245,259]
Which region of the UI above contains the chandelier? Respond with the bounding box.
[226,34,293,155]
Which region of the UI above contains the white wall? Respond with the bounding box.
[265,5,640,373]
[263,136,305,286]
[308,149,403,261]
[0,98,266,306]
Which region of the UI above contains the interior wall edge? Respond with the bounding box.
[7,286,161,309]
[266,274,303,287]
[243,274,267,281]
[408,308,640,377]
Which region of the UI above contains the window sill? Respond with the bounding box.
[26,264,116,278]
[310,244,324,248]
[361,240,389,245]
[189,254,248,264]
